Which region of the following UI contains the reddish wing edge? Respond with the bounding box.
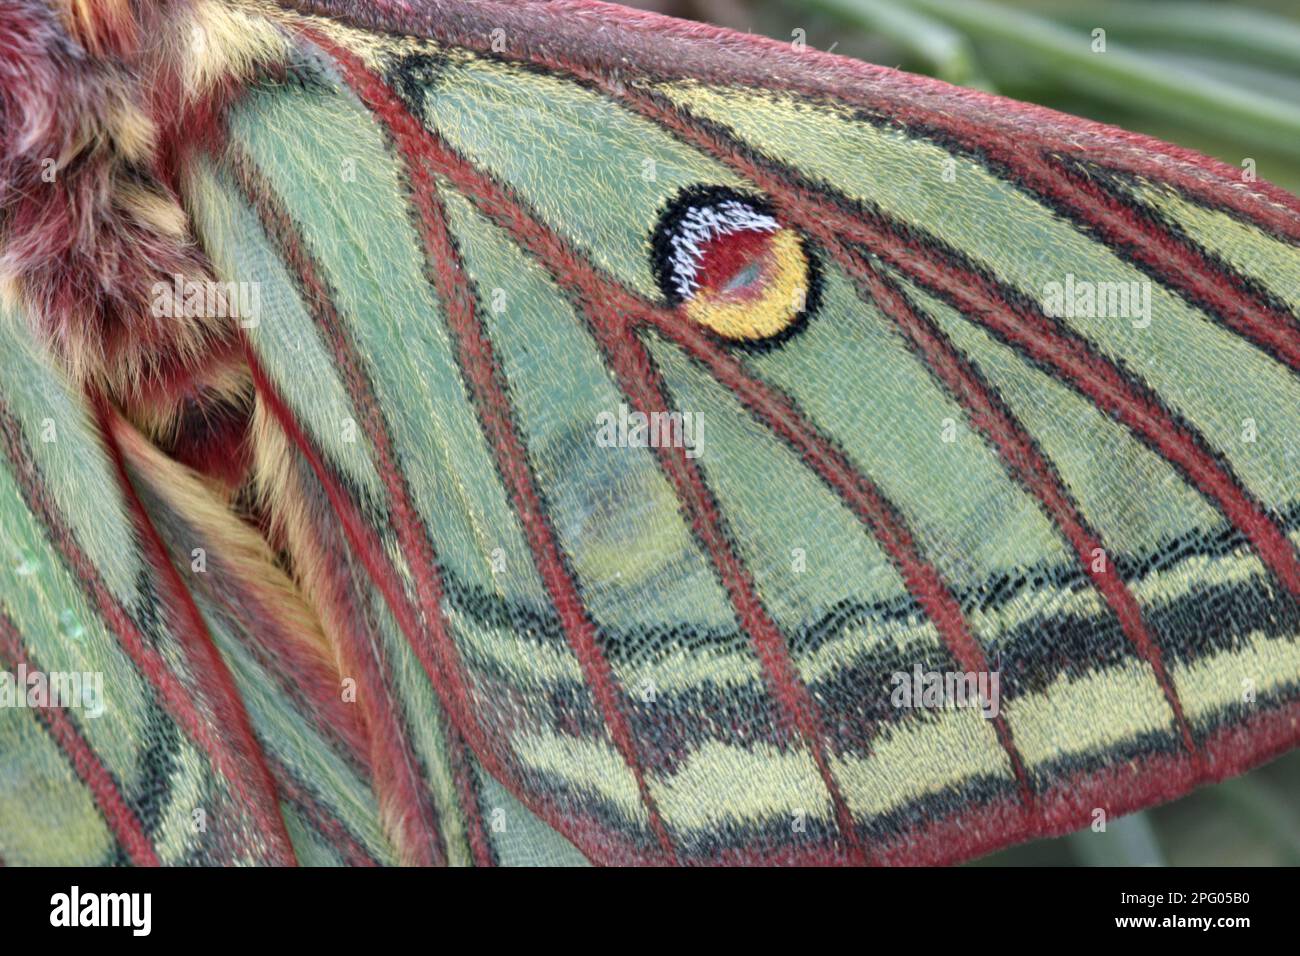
[245,0,1300,865]
[281,0,1300,236]
[239,0,1298,865]
[3,0,1296,866]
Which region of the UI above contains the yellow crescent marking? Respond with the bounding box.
[683,229,810,340]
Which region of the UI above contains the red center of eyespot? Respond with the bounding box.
[693,228,777,302]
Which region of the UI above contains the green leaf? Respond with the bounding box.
[897,0,1300,161]
[797,0,988,85]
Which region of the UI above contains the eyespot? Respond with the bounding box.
[650,186,820,344]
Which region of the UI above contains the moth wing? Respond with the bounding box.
[186,3,1300,864]
[0,301,394,865]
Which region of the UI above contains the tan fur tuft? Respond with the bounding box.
[110,404,335,664]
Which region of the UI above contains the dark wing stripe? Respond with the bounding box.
[275,1,1300,241]
[457,574,1300,764]
[1095,166,1300,248]
[611,86,1300,604]
[636,310,1034,810]
[424,194,678,862]
[317,34,1041,844]
[599,321,868,857]
[0,399,295,863]
[267,753,381,866]
[838,254,1201,765]
[313,5,1300,605]
[997,149,1300,373]
[361,68,677,858]
[831,111,1300,372]
[227,154,458,865]
[0,611,160,866]
[445,724,497,867]
[310,29,863,857]
[94,395,300,865]
[247,353,649,866]
[233,144,665,863]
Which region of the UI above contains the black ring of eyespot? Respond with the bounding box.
[648,184,823,351]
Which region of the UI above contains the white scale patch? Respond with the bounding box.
[667,200,780,300]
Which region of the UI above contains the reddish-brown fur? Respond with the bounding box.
[6,0,1300,867]
[1,1,251,489]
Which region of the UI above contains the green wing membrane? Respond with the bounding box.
[0,303,396,865]
[0,308,274,864]
[177,6,1300,864]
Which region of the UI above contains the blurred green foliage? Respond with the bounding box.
[627,0,1300,866]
